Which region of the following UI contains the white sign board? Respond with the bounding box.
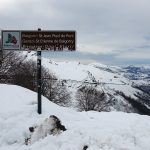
[2,31,20,50]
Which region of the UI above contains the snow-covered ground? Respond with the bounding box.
[0,84,150,150]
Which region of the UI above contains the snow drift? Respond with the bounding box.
[0,84,150,150]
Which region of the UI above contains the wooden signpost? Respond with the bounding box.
[1,29,76,114]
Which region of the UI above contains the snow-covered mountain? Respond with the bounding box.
[0,84,150,150]
[17,52,150,114]
[124,65,150,81]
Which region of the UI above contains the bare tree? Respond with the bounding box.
[41,69,71,107]
[0,51,25,83]
[76,85,114,111]
[12,60,37,91]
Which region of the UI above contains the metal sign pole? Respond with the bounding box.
[0,34,2,67]
[37,28,42,114]
[0,39,2,67]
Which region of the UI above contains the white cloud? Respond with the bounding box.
[115,49,150,59]
[0,0,150,64]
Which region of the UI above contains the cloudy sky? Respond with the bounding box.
[0,0,150,65]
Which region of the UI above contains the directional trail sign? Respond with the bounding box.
[2,30,76,51]
[21,31,76,51]
[1,29,76,115]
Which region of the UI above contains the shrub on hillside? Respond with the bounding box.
[76,85,114,111]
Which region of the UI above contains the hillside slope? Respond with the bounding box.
[41,58,144,113]
[0,84,150,150]
[20,52,150,113]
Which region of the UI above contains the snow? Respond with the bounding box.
[43,60,88,81]
[42,58,128,85]
[18,52,147,112]
[0,84,150,150]
[41,58,141,101]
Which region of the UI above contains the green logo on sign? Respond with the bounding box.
[6,33,17,44]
